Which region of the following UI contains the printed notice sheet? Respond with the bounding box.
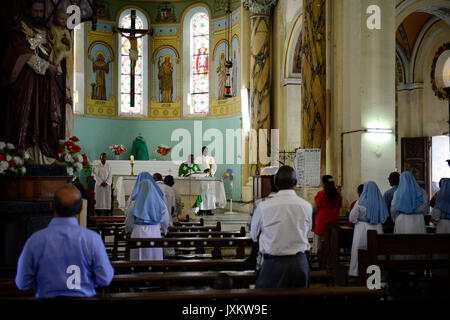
[295,149,321,186]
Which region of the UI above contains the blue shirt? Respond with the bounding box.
[15,217,114,298]
[383,185,398,212]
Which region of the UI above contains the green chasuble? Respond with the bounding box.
[178,162,202,208]
[178,162,201,177]
[130,136,149,160]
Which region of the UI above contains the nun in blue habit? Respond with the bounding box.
[431,178,450,233]
[348,181,389,276]
[390,171,429,234]
[124,172,170,261]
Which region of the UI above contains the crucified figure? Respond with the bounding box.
[113,27,150,75]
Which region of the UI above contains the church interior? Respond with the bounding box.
[0,0,449,303]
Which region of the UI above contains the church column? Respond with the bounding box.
[337,0,396,204]
[301,0,326,174]
[243,0,278,175]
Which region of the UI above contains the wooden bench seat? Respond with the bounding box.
[106,287,385,301]
[111,259,255,273]
[125,237,256,260]
[168,221,221,232]
[358,230,450,285]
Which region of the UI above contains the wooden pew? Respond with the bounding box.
[105,286,385,301]
[168,221,221,232]
[89,216,125,224]
[165,227,246,238]
[358,230,450,286]
[173,219,204,227]
[125,237,255,260]
[319,223,353,285]
[111,259,256,273]
[104,271,257,294]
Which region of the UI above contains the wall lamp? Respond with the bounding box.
[340,127,393,186]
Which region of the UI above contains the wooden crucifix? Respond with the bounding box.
[113,9,151,108]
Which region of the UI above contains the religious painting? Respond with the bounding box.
[213,41,229,101]
[292,30,302,74]
[155,2,176,23]
[88,42,114,101]
[154,47,178,103]
[231,37,239,97]
[96,0,111,20]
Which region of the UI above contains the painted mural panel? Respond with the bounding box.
[214,41,229,101]
[155,47,177,103]
[89,42,114,101]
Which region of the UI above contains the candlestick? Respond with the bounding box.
[131,162,134,176]
[209,159,213,177]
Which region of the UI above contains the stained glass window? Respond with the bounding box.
[190,12,209,114]
[118,9,148,116]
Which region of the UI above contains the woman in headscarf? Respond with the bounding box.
[391,171,429,234]
[431,178,450,233]
[124,172,170,261]
[348,181,389,276]
[312,175,342,254]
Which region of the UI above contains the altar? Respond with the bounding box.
[115,174,227,212]
[93,160,181,177]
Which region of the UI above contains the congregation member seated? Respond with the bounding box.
[346,184,364,228]
[391,171,429,234]
[250,166,312,288]
[164,175,182,219]
[348,181,389,277]
[431,178,450,233]
[125,174,170,261]
[430,178,445,208]
[312,175,342,254]
[15,185,114,298]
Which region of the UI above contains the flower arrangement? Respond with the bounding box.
[156,145,171,159]
[58,136,91,176]
[110,144,127,156]
[0,142,28,176]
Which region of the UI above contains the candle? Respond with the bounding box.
[130,155,134,163]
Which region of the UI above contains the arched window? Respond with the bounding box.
[183,7,210,115]
[190,12,210,114]
[118,8,148,116]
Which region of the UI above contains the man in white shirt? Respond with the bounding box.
[195,146,217,216]
[153,173,176,226]
[250,166,312,288]
[93,153,112,216]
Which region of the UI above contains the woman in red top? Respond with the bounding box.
[312,175,342,254]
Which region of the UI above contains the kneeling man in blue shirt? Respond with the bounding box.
[15,185,114,298]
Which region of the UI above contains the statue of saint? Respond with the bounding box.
[89,52,112,100]
[0,0,63,164]
[158,56,173,103]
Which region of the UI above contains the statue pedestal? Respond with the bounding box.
[0,172,72,266]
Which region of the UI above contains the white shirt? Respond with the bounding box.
[195,155,217,176]
[250,189,313,255]
[156,181,176,225]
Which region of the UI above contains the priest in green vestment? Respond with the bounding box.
[130,135,149,160]
[178,154,203,212]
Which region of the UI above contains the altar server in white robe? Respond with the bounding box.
[391,171,429,234]
[93,153,112,215]
[195,146,217,176]
[195,146,218,216]
[431,178,450,233]
[348,181,389,276]
[125,174,170,261]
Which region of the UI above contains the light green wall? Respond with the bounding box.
[74,114,242,200]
